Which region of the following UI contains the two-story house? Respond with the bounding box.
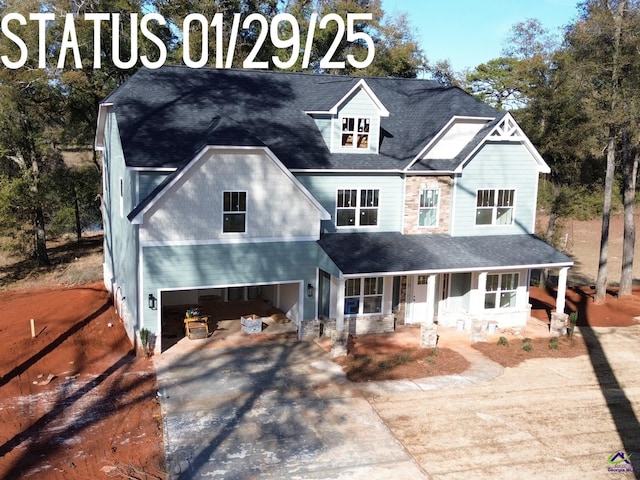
[95,66,573,353]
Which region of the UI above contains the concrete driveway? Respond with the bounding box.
[153,339,427,479]
[154,325,640,479]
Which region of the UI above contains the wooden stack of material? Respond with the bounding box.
[185,315,209,339]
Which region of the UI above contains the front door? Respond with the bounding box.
[410,274,429,323]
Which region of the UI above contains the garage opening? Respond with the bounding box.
[160,283,300,352]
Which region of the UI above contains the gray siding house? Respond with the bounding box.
[95,66,573,353]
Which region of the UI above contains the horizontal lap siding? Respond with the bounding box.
[141,241,337,329]
[137,172,170,201]
[295,173,403,233]
[313,114,333,149]
[104,113,139,337]
[334,89,380,154]
[452,143,539,236]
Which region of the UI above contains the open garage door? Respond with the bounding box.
[159,283,301,352]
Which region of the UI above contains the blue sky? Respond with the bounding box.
[380,0,581,72]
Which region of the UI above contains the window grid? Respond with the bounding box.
[223,191,247,233]
[344,277,383,315]
[344,278,361,315]
[341,116,370,149]
[475,189,514,225]
[336,189,379,227]
[484,273,519,309]
[419,189,439,227]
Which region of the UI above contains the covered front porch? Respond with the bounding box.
[316,232,574,336]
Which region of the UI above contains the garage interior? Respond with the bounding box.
[160,284,300,352]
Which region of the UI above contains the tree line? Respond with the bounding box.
[0,0,635,301]
[0,0,426,267]
[449,0,639,300]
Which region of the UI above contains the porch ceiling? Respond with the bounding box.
[317,232,573,275]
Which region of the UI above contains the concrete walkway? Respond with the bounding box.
[355,343,504,396]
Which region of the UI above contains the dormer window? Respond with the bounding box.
[341,117,370,149]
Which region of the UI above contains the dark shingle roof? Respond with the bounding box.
[317,233,573,275]
[104,66,499,171]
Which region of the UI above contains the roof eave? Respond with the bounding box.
[94,102,113,151]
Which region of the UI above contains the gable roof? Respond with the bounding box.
[318,232,573,276]
[306,78,390,117]
[128,145,331,224]
[99,66,501,171]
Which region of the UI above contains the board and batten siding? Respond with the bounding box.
[295,173,403,233]
[451,143,539,236]
[141,241,336,331]
[332,88,380,154]
[103,112,139,339]
[139,149,322,243]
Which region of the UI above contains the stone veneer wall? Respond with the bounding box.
[403,176,452,235]
[319,314,395,336]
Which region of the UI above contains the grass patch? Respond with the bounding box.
[396,353,412,364]
[497,336,509,346]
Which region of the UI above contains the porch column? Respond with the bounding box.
[336,277,345,332]
[477,271,487,317]
[555,267,569,315]
[426,274,436,324]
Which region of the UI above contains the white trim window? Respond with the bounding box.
[223,191,246,233]
[476,189,515,225]
[344,277,383,315]
[341,116,370,149]
[336,188,379,227]
[484,272,519,309]
[418,189,439,227]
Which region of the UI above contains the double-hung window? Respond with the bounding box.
[476,189,515,225]
[341,117,370,149]
[419,189,439,227]
[223,191,246,233]
[344,277,384,315]
[336,189,379,227]
[484,273,519,309]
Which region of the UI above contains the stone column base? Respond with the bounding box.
[420,323,438,348]
[550,312,568,337]
[471,319,487,343]
[330,330,349,358]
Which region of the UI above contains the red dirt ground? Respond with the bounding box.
[0,283,165,480]
[1,219,640,477]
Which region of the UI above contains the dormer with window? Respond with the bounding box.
[306,79,389,155]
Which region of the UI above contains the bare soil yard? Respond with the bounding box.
[0,214,639,478]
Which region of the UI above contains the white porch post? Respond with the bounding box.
[555,267,568,315]
[477,271,488,317]
[336,277,345,332]
[426,274,436,324]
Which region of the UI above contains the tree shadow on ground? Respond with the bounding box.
[0,299,110,388]
[0,351,163,479]
[572,289,640,477]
